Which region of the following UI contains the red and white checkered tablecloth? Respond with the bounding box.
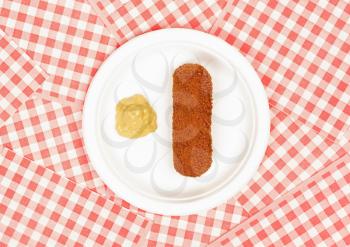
[0,28,47,126]
[88,0,226,43]
[212,0,350,143]
[0,0,350,246]
[0,147,149,246]
[209,154,350,246]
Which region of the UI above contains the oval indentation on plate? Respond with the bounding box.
[213,97,245,126]
[204,60,237,98]
[213,123,248,164]
[171,51,198,70]
[113,81,147,104]
[132,50,169,92]
[150,152,186,196]
[153,111,172,148]
[101,113,132,148]
[124,135,156,173]
[152,94,172,148]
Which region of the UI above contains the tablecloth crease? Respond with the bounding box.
[0,147,150,246]
[209,153,350,246]
[0,28,47,127]
[88,0,227,44]
[211,0,350,143]
[0,0,118,106]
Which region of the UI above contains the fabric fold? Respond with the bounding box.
[88,0,227,44]
[0,28,47,127]
[0,147,150,246]
[209,0,350,142]
[209,154,350,246]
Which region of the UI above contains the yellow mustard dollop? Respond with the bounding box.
[115,94,157,138]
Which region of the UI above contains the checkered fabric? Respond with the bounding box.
[147,203,249,246]
[0,147,149,246]
[209,154,350,246]
[0,0,117,105]
[1,0,350,245]
[89,0,227,43]
[211,0,350,142]
[235,108,346,215]
[0,29,47,126]
[0,96,103,190]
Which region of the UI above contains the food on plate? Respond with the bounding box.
[172,64,213,177]
[115,94,157,138]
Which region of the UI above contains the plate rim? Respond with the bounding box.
[82,28,270,215]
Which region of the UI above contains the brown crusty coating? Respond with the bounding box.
[172,64,212,177]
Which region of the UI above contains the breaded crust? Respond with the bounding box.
[172,64,212,177]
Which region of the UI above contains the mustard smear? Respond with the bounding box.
[115,94,157,138]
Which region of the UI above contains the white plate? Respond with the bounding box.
[82,28,270,215]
